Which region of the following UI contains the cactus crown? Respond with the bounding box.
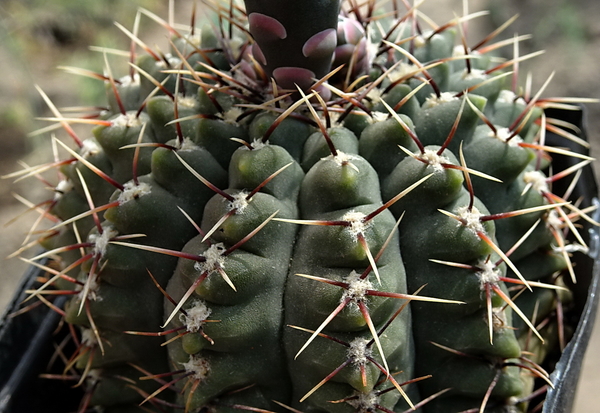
[7,1,597,413]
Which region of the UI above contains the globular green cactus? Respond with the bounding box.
[8,1,598,412]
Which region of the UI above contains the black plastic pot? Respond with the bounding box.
[540,106,599,413]
[0,107,598,413]
[0,259,82,413]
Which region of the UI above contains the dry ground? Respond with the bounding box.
[0,0,598,411]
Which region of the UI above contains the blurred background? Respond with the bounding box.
[0,0,598,411]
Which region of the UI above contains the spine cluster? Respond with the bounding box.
[8,1,596,413]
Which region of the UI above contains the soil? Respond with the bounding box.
[0,1,598,411]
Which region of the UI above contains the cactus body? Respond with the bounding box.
[12,1,595,413]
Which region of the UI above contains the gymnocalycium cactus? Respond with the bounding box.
[8,0,598,412]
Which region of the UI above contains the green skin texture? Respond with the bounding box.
[34,1,574,412]
[165,144,303,411]
[285,155,414,413]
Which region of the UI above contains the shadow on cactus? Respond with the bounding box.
[5,0,598,412]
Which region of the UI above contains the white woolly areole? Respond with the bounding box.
[330,151,360,166]
[54,179,74,200]
[456,205,485,234]
[387,62,417,84]
[342,270,373,303]
[347,391,379,413]
[176,137,198,152]
[319,110,342,126]
[490,127,522,147]
[491,306,509,331]
[184,33,202,47]
[342,211,371,241]
[223,107,243,125]
[453,45,482,59]
[545,209,562,230]
[348,337,372,366]
[461,68,487,81]
[111,112,143,128]
[80,328,98,347]
[76,272,100,301]
[117,181,152,204]
[180,300,212,333]
[423,92,458,109]
[181,355,210,381]
[523,170,549,194]
[547,210,589,254]
[85,369,102,386]
[366,87,383,102]
[80,138,101,159]
[156,54,180,69]
[497,89,526,107]
[177,94,198,109]
[506,398,520,411]
[420,149,450,172]
[476,259,501,289]
[89,226,119,256]
[248,138,268,151]
[55,179,74,194]
[228,191,250,213]
[118,73,140,87]
[194,243,227,274]
[369,111,388,123]
[413,35,426,49]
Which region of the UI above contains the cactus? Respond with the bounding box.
[7,1,597,412]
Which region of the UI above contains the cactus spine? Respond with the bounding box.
[8,1,596,412]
